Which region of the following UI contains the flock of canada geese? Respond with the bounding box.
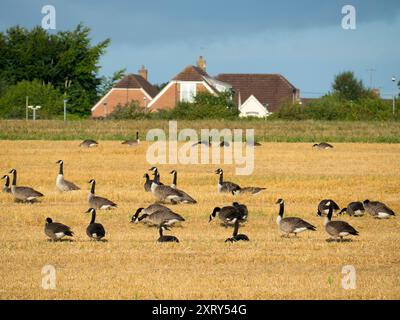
[1,138,396,244]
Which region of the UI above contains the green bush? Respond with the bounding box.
[0,80,64,119]
[108,101,150,120]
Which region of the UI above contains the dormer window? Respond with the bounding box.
[180,82,197,102]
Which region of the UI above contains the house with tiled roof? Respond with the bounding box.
[91,66,158,118]
[147,56,232,111]
[216,73,300,118]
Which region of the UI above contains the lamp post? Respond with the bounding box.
[63,99,68,122]
[28,105,41,120]
[25,96,29,121]
[392,76,397,115]
[64,79,72,122]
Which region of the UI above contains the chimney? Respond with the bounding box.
[138,65,148,80]
[196,56,206,71]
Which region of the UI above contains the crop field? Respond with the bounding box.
[0,140,399,299]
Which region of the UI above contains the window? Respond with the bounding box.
[180,82,197,102]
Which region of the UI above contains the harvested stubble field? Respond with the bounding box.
[0,140,399,300]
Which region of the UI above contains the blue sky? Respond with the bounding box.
[1,0,399,97]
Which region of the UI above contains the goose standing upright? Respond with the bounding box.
[215,168,241,193]
[44,217,74,241]
[324,202,359,241]
[170,170,177,189]
[122,131,140,146]
[1,175,11,193]
[9,169,44,202]
[150,168,196,204]
[143,173,153,192]
[88,179,117,210]
[225,219,249,242]
[276,199,316,237]
[85,208,106,240]
[363,200,396,219]
[55,160,80,192]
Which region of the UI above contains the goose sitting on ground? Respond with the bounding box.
[192,136,212,147]
[131,204,183,227]
[9,169,44,202]
[209,205,246,226]
[122,131,140,146]
[55,160,80,192]
[215,168,241,193]
[143,173,153,192]
[339,202,365,217]
[276,199,316,237]
[85,208,106,240]
[317,199,340,216]
[88,179,117,210]
[363,200,396,219]
[245,137,262,147]
[225,219,249,243]
[324,202,359,241]
[44,217,74,241]
[150,169,197,204]
[233,186,266,195]
[1,175,11,193]
[157,224,179,243]
[219,140,230,147]
[313,142,334,150]
[170,170,178,189]
[79,139,98,148]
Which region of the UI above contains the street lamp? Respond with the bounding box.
[392,76,397,115]
[28,105,41,120]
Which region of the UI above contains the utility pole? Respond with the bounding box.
[26,96,29,120]
[392,76,397,115]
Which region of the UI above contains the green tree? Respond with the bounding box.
[0,80,64,119]
[0,24,110,117]
[332,71,367,101]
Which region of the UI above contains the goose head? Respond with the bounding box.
[56,160,63,164]
[276,198,284,205]
[9,169,16,174]
[130,208,144,223]
[85,208,96,214]
[215,168,223,175]
[88,179,95,184]
[143,173,149,179]
[363,199,370,205]
[45,217,53,224]
[170,170,177,175]
[209,207,221,222]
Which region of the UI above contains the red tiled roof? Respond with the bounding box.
[114,74,159,98]
[215,74,299,112]
[173,65,209,81]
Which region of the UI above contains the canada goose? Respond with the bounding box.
[55,160,80,192]
[245,137,262,146]
[1,175,11,193]
[122,131,140,146]
[192,136,212,147]
[143,173,153,192]
[339,202,365,217]
[209,205,245,226]
[170,170,177,189]
[88,179,117,210]
[135,208,185,227]
[44,217,74,241]
[150,170,197,204]
[233,187,266,195]
[324,202,359,241]
[79,139,98,148]
[232,202,248,220]
[130,203,175,224]
[225,219,249,242]
[215,168,241,193]
[85,208,106,240]
[317,199,340,216]
[363,200,396,219]
[157,224,179,243]
[219,140,230,147]
[9,169,44,202]
[276,199,316,237]
[313,142,333,150]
